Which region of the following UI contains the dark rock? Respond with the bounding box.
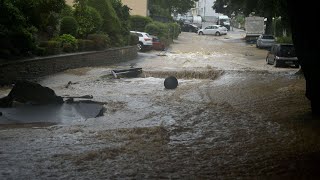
[164,76,178,89]
[0,80,64,107]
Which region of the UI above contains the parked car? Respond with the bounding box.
[216,25,228,32]
[151,36,165,51]
[181,23,199,33]
[197,25,227,36]
[266,44,299,68]
[256,34,276,49]
[130,31,153,51]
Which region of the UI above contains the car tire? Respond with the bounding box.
[137,43,143,51]
[215,32,220,36]
[266,57,270,65]
[199,32,204,35]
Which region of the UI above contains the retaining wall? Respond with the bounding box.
[0,46,137,85]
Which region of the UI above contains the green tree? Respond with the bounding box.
[0,0,36,57]
[87,0,121,34]
[150,0,199,15]
[74,0,102,37]
[60,16,78,36]
[212,0,289,34]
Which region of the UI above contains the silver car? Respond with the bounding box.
[256,34,275,48]
[198,25,227,36]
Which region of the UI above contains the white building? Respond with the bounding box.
[194,0,220,22]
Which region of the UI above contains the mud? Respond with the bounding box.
[1,30,319,179]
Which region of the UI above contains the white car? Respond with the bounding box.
[197,25,227,36]
[130,31,153,51]
[256,34,276,49]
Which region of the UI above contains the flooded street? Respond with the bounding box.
[1,30,320,179]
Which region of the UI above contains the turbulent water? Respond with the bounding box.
[1,31,320,179]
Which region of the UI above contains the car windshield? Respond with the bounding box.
[262,35,274,39]
[280,45,296,57]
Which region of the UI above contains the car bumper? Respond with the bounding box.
[259,42,275,47]
[276,57,299,66]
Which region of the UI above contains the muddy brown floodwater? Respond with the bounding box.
[1,30,320,179]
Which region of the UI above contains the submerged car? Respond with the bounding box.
[197,25,227,36]
[266,44,299,68]
[130,31,153,51]
[256,34,276,49]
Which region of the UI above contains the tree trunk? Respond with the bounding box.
[287,1,320,116]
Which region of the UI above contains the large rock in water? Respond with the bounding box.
[0,81,64,107]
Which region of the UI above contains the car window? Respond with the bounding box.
[137,33,143,37]
[145,33,151,38]
[280,45,296,57]
[213,26,218,29]
[262,35,275,39]
[205,26,211,29]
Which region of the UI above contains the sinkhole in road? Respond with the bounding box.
[104,69,225,80]
[141,69,224,80]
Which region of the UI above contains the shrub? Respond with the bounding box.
[88,0,121,34]
[109,34,126,47]
[60,4,74,17]
[74,6,102,37]
[38,41,61,55]
[130,15,153,32]
[77,39,95,51]
[60,16,78,37]
[87,34,111,50]
[276,36,293,44]
[54,34,78,52]
[170,22,181,39]
[145,23,161,36]
[128,33,139,46]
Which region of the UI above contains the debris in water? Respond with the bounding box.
[164,76,178,89]
[0,80,63,108]
[111,68,143,78]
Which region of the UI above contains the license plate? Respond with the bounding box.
[285,61,293,64]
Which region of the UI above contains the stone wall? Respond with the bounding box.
[0,46,137,85]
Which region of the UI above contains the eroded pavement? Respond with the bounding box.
[1,30,320,179]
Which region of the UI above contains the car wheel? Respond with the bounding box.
[266,57,270,65]
[215,32,220,36]
[199,32,204,35]
[137,43,143,51]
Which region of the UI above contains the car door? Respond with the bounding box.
[203,26,213,34]
[212,26,219,34]
[269,45,276,64]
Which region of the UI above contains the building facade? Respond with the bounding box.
[195,0,220,22]
[65,0,73,6]
[121,0,149,16]
[65,0,149,17]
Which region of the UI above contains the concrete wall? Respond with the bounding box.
[122,0,148,16]
[0,46,137,85]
